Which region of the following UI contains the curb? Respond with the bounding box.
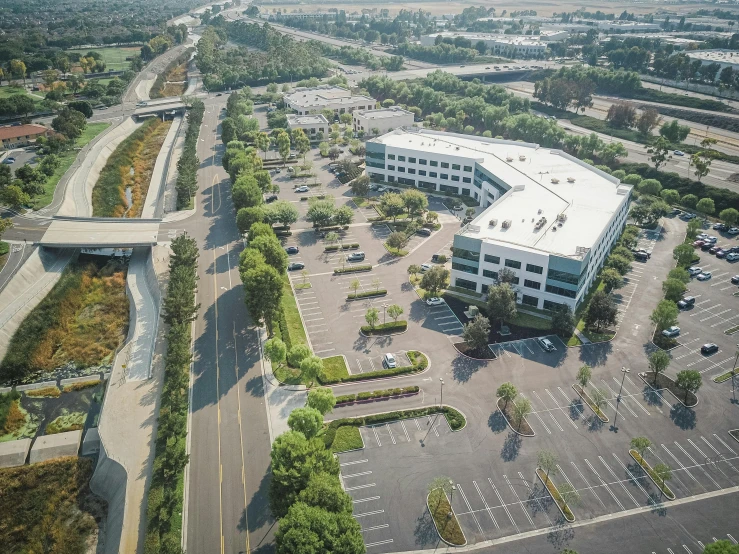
[324,351,431,387]
[496,398,535,437]
[426,490,467,547]
[572,384,609,422]
[629,449,676,500]
[536,469,576,522]
[359,325,408,337]
[638,372,699,409]
[326,402,467,433]
[335,390,419,407]
[452,342,497,361]
[347,291,387,301]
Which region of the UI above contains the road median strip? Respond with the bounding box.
[427,488,467,546]
[536,469,576,522]
[572,384,609,422]
[629,449,676,500]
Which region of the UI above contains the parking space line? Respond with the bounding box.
[366,539,394,548]
[532,391,564,431]
[569,462,606,509]
[344,471,373,479]
[602,379,638,418]
[609,378,648,416]
[728,534,737,544]
[361,523,388,531]
[346,484,376,492]
[661,444,704,489]
[426,416,439,437]
[386,423,396,445]
[341,459,368,466]
[457,485,484,535]
[698,356,733,374]
[487,478,520,533]
[598,380,629,420]
[599,456,639,507]
[504,475,535,527]
[354,496,380,503]
[714,434,737,456]
[400,420,410,442]
[521,393,551,434]
[545,389,578,429]
[371,427,381,447]
[700,436,739,475]
[688,439,733,482]
[353,508,383,516]
[675,442,721,489]
[473,480,499,529]
[585,458,625,511]
[646,446,689,493]
[559,387,584,418]
[518,471,552,527]
[611,453,652,502]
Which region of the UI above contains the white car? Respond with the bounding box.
[697,271,712,281]
[705,236,717,243]
[673,150,685,156]
[426,297,445,306]
[420,263,432,272]
[729,227,739,235]
[295,186,310,193]
[662,326,681,337]
[727,253,739,261]
[688,267,702,276]
[537,337,556,352]
[383,353,397,368]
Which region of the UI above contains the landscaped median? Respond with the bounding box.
[360,320,407,336]
[427,488,467,546]
[324,405,466,452]
[641,371,698,407]
[572,384,609,422]
[325,243,359,251]
[536,469,576,522]
[713,369,737,384]
[335,386,419,406]
[629,449,676,500]
[320,350,427,384]
[347,289,387,300]
[334,264,372,274]
[496,397,535,437]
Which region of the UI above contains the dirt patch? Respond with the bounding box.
[454,341,496,360]
[496,397,534,436]
[643,371,698,407]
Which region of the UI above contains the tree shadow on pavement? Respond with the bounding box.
[642,384,665,408]
[586,414,604,432]
[414,507,441,548]
[578,342,613,367]
[501,432,522,462]
[451,355,486,383]
[568,398,584,421]
[546,521,575,551]
[670,403,697,430]
[648,492,668,517]
[527,481,553,516]
[488,411,507,433]
[244,469,275,534]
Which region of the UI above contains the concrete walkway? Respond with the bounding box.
[573,328,591,345]
[143,115,182,219]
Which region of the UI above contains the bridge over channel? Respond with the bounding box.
[38,216,162,248]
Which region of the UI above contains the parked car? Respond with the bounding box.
[692,240,705,248]
[677,296,696,308]
[347,252,365,262]
[729,246,739,253]
[729,227,739,235]
[701,343,719,355]
[697,271,712,281]
[426,297,445,306]
[285,246,299,254]
[731,275,739,284]
[709,246,720,254]
[420,263,432,272]
[728,253,739,262]
[701,243,713,251]
[673,150,685,156]
[634,250,650,261]
[416,228,432,237]
[716,249,727,259]
[265,194,278,203]
[662,326,681,338]
[382,353,397,368]
[705,236,717,243]
[688,267,702,276]
[1,157,15,164]
[713,222,728,231]
[288,262,305,271]
[295,186,310,193]
[537,337,556,352]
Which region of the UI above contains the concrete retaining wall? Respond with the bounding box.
[60,375,103,387]
[82,427,100,456]
[29,430,82,464]
[16,380,57,392]
[0,387,12,394]
[90,441,127,554]
[0,438,31,468]
[143,114,183,219]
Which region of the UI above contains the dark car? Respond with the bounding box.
[731,275,739,284]
[265,194,278,203]
[416,228,432,237]
[285,246,299,254]
[713,222,728,231]
[634,251,650,261]
[701,243,713,251]
[716,249,727,258]
[677,296,696,309]
[701,343,719,355]
[288,262,305,271]
[709,246,720,254]
[730,246,739,254]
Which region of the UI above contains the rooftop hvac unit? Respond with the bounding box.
[551,178,559,184]
[519,155,526,161]
[502,219,512,229]
[506,156,513,162]
[489,219,498,227]
[567,177,576,183]
[557,213,567,222]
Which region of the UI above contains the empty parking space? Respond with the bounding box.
[489,335,567,360]
[358,414,452,449]
[353,351,412,375]
[292,286,336,354]
[427,301,464,339]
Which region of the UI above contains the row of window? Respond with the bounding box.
[385,166,471,183]
[385,155,472,173]
[454,279,572,309]
[547,268,582,287]
[545,284,576,299]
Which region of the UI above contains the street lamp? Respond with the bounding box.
[383,304,388,325]
[439,377,444,408]
[617,366,630,401]
[447,480,456,519]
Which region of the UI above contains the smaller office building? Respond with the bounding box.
[352,107,415,136]
[420,32,547,57]
[283,86,376,116]
[0,124,49,150]
[684,49,739,72]
[287,114,330,139]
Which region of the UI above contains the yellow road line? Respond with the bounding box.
[212,183,225,554]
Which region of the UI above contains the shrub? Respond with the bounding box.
[26,386,61,398]
[334,264,372,274]
[360,321,407,334]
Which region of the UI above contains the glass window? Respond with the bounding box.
[419,170,427,176]
[453,248,480,262]
[441,162,449,168]
[398,155,406,162]
[455,277,478,291]
[409,157,416,163]
[387,154,395,160]
[463,165,472,172]
[440,173,448,180]
[419,159,427,165]
[545,284,576,299]
[524,279,541,290]
[481,284,489,294]
[482,269,498,279]
[463,177,471,184]
[366,151,385,160]
[484,254,500,264]
[387,175,395,182]
[452,164,460,170]
[543,300,566,311]
[408,168,416,174]
[398,177,415,186]
[505,259,521,269]
[526,264,544,275]
[430,172,437,178]
[547,268,580,286]
[451,175,460,182]
[522,294,539,307]
[452,262,478,274]
[430,160,438,167]
[387,165,395,171]
[398,166,405,173]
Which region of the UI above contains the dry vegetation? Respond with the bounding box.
[45,410,86,434]
[0,457,102,553]
[92,118,172,218]
[0,258,129,384]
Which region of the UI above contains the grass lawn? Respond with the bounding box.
[510,312,551,331]
[321,356,349,382]
[66,46,140,71]
[384,243,408,256]
[0,241,8,271]
[31,122,110,210]
[330,426,363,453]
[427,488,466,545]
[282,276,308,346]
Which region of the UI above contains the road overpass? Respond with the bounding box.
[35,217,162,248]
[133,100,188,120]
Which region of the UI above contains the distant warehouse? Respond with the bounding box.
[684,49,739,72]
[365,129,632,311]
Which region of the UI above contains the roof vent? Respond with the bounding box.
[506,156,513,162]
[489,219,497,227]
[551,178,559,184]
[519,155,526,161]
[567,177,575,183]
[502,219,512,229]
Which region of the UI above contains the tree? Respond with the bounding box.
[232,176,263,210]
[692,151,712,182]
[249,234,288,273]
[650,300,678,335]
[558,483,580,511]
[306,199,336,228]
[652,463,672,498]
[379,192,405,221]
[365,307,379,328]
[702,541,739,554]
[462,314,491,353]
[298,472,352,514]
[328,146,341,160]
[537,449,558,481]
[38,154,60,177]
[51,107,87,140]
[236,206,265,234]
[584,290,617,332]
[636,108,661,136]
[681,193,698,208]
[601,267,624,292]
[662,278,687,302]
[630,436,652,459]
[349,278,360,297]
[606,102,637,129]
[10,59,26,83]
[276,131,291,165]
[350,175,370,197]
[300,356,324,386]
[672,243,694,267]
[551,304,575,337]
[695,197,715,219]
[496,382,518,410]
[386,231,406,251]
[591,388,607,413]
[648,350,671,385]
[387,304,404,322]
[264,337,287,368]
[275,502,364,554]
[675,369,702,404]
[486,283,517,330]
[407,264,421,280]
[401,189,428,215]
[292,128,311,162]
[420,266,449,297]
[288,344,312,368]
[646,137,671,171]
[638,178,662,197]
[287,407,323,438]
[719,208,739,226]
[242,262,283,331]
[660,120,690,143]
[660,189,680,205]
[577,365,592,388]
[600,142,628,164]
[333,206,354,226]
[265,201,298,228]
[512,397,532,431]
[427,476,454,509]
[306,388,336,415]
[667,267,690,284]
[269,431,340,518]
[255,132,270,158]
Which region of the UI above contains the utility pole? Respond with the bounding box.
[611,366,629,433]
[731,344,739,403]
[439,377,444,408]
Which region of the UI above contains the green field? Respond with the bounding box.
[32,122,110,210]
[66,46,141,71]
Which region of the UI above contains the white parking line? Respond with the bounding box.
[661,444,704,489]
[366,539,394,548]
[456,484,484,534]
[545,388,578,429]
[599,456,639,507]
[487,478,519,533]
[531,391,563,431]
[353,508,383,516]
[354,496,381,503]
[504,475,535,527]
[344,471,373,478]
[346,484,376,491]
[341,459,368,466]
[584,458,625,511]
[713,434,737,456]
[569,461,606,509]
[674,441,721,489]
[385,423,396,445]
[400,420,410,442]
[473,480,499,529]
[518,471,552,527]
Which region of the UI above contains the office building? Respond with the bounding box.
[286,114,329,138]
[352,107,415,136]
[283,86,376,116]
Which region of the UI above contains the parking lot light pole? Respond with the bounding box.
[447,480,455,519]
[439,378,444,408]
[731,344,739,403]
[383,304,388,325]
[617,367,630,402]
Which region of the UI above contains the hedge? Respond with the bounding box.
[360,320,407,334]
[348,289,387,300]
[334,265,372,274]
[325,243,359,251]
[320,350,427,384]
[336,386,419,404]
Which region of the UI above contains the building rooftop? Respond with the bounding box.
[284,85,375,109]
[287,114,329,126]
[354,107,414,120]
[0,123,47,141]
[424,31,545,46]
[685,49,739,64]
[371,129,630,259]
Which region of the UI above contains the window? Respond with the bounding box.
[547,268,581,286]
[408,157,416,163]
[366,161,385,169]
[439,184,459,194]
[483,269,498,279]
[419,170,427,176]
[481,284,489,294]
[484,254,500,264]
[440,173,448,180]
[419,159,427,165]
[524,279,541,290]
[430,160,438,167]
[455,278,478,291]
[429,172,437,178]
[398,167,406,173]
[366,151,385,160]
[464,165,472,172]
[522,295,539,307]
[526,263,544,275]
[463,177,471,184]
[388,165,395,171]
[398,155,406,162]
[545,284,576,299]
[505,259,521,269]
[441,162,449,168]
[452,262,478,274]
[453,248,480,262]
[387,176,395,182]
[451,175,460,182]
[398,177,415,186]
[387,154,396,160]
[543,300,566,311]
[452,164,460,170]
[408,168,416,174]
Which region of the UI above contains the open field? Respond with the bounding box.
[0,257,129,384]
[32,122,110,210]
[0,457,103,552]
[92,117,171,217]
[66,45,141,71]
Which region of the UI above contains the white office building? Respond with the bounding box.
[684,49,739,72]
[286,114,329,139]
[283,86,376,116]
[366,129,632,311]
[420,32,547,57]
[352,107,415,136]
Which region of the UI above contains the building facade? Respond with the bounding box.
[420,32,547,57]
[352,107,415,136]
[366,129,632,311]
[283,86,376,116]
[0,124,49,150]
[286,114,329,139]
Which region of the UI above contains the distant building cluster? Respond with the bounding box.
[0,124,48,150]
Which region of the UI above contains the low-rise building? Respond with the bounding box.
[352,107,415,136]
[684,49,739,72]
[365,128,631,311]
[0,123,49,150]
[283,85,376,116]
[286,114,329,139]
[420,32,547,57]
